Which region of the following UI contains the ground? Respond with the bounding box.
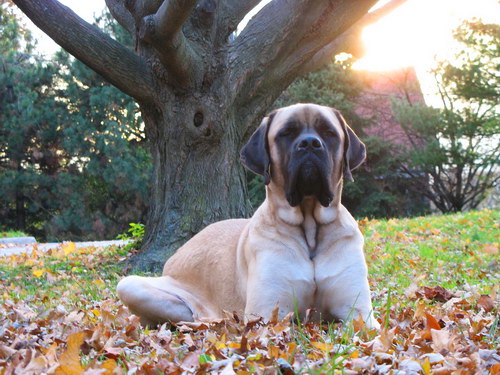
[0,209,498,374]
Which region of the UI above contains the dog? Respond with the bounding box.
[117,103,379,329]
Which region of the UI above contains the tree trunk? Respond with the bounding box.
[133,100,254,272]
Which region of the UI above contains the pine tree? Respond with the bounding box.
[0,6,150,240]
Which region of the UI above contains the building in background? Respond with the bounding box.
[356,67,425,146]
[354,67,431,215]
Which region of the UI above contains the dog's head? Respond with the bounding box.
[241,104,366,207]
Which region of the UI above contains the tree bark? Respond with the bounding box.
[134,101,253,271]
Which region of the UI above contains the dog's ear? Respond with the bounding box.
[240,112,276,185]
[333,109,366,182]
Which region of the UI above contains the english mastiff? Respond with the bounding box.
[117,103,379,328]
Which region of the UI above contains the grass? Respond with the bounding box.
[363,209,498,294]
[0,209,498,374]
[0,230,29,238]
[0,244,132,308]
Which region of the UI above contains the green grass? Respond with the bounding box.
[0,245,131,308]
[363,209,499,294]
[0,230,29,238]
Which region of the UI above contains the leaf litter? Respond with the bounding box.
[0,209,498,374]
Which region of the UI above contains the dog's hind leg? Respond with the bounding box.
[117,275,195,326]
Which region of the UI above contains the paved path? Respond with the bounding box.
[0,240,131,257]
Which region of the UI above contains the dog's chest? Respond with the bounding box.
[299,199,320,257]
[302,211,317,254]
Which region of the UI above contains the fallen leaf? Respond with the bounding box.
[431,329,452,352]
[100,358,118,375]
[0,344,16,358]
[93,279,105,288]
[425,312,441,331]
[33,268,46,278]
[311,341,334,352]
[419,352,445,365]
[24,355,48,373]
[276,358,294,375]
[417,286,454,302]
[477,295,494,312]
[399,359,422,373]
[490,363,500,375]
[61,242,77,256]
[353,312,366,333]
[270,305,279,324]
[55,331,86,375]
[368,328,395,352]
[414,300,426,320]
[421,357,431,375]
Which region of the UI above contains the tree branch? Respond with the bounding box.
[228,0,378,106]
[147,0,197,38]
[137,0,201,87]
[216,0,262,42]
[299,0,408,75]
[125,0,163,22]
[14,0,155,104]
[105,0,135,33]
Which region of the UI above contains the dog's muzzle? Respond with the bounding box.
[286,135,333,207]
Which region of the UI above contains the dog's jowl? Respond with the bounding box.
[117,103,379,329]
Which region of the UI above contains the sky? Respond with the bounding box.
[353,0,500,103]
[24,0,500,104]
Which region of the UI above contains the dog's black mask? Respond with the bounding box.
[281,129,335,207]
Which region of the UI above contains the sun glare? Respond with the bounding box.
[353,0,500,100]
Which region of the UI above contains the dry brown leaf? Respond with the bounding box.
[353,312,366,333]
[270,305,279,324]
[414,300,426,320]
[43,343,59,367]
[431,367,454,375]
[368,328,395,352]
[425,312,441,331]
[100,358,118,375]
[418,286,454,302]
[431,329,453,352]
[181,350,202,370]
[406,275,427,299]
[310,341,334,352]
[490,363,500,375]
[0,344,16,359]
[23,355,47,373]
[477,295,494,312]
[419,311,441,340]
[54,331,86,375]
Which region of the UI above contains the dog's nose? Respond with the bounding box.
[297,135,323,151]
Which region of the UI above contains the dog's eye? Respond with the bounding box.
[324,130,337,138]
[278,128,297,137]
